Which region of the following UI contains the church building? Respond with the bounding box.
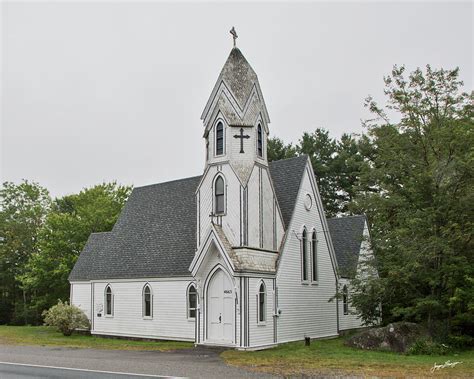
[69,39,376,349]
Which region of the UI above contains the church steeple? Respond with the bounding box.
[201,44,270,183]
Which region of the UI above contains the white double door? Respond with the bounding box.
[207,269,234,344]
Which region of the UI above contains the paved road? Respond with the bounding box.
[0,344,277,378]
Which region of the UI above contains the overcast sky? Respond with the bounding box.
[2,1,472,197]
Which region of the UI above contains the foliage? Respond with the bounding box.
[0,181,51,324]
[267,136,297,162]
[0,325,193,350]
[42,300,90,336]
[351,65,474,335]
[407,339,452,356]
[19,182,131,321]
[268,130,368,216]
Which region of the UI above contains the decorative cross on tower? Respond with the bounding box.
[230,27,238,47]
[234,128,250,153]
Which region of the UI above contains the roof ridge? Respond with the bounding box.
[135,175,202,190]
[269,154,308,165]
[328,214,366,220]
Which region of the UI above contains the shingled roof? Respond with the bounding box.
[327,215,367,278]
[269,155,308,227]
[69,155,311,281]
[69,232,111,281]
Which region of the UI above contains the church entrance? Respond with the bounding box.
[207,268,234,344]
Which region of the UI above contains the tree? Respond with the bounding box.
[0,181,51,324]
[267,136,297,162]
[19,182,131,321]
[352,65,474,336]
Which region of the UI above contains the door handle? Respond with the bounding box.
[219,314,222,323]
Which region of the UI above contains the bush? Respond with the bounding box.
[42,300,90,336]
[407,339,452,356]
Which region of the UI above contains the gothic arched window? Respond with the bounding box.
[105,285,113,316]
[301,228,308,281]
[214,176,225,214]
[143,284,152,318]
[312,230,318,282]
[187,284,197,319]
[216,122,224,156]
[257,124,263,157]
[258,282,266,323]
[343,285,349,315]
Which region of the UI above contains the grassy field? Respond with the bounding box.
[0,325,193,351]
[222,337,474,377]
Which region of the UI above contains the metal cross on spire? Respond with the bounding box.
[234,128,250,153]
[230,27,238,47]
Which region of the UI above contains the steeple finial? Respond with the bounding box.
[230,27,238,48]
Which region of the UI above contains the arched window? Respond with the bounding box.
[258,282,266,323]
[214,176,225,214]
[257,124,263,157]
[312,230,318,282]
[188,284,197,319]
[216,122,224,156]
[302,228,308,281]
[105,285,113,316]
[343,285,349,315]
[143,284,152,318]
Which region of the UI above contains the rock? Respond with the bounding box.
[345,322,426,353]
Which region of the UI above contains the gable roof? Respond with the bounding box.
[69,176,202,281]
[69,232,111,281]
[327,215,366,278]
[68,155,314,281]
[269,155,308,227]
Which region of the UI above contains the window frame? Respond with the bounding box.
[257,124,263,158]
[343,285,349,315]
[257,281,266,324]
[301,228,309,283]
[215,121,225,157]
[142,284,153,319]
[311,230,318,283]
[214,175,226,215]
[187,283,197,320]
[105,284,114,317]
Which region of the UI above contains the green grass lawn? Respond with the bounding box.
[0,325,193,351]
[222,337,474,377]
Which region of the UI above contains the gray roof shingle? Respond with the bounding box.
[69,176,202,281]
[269,155,308,227]
[69,232,111,281]
[327,215,366,278]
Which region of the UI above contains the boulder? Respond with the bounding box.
[345,322,426,353]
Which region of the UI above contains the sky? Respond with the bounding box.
[1,1,472,197]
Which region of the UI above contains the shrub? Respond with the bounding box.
[42,300,90,336]
[407,338,452,355]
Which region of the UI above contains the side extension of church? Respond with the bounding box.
[69,45,377,349]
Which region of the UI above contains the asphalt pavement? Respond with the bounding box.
[0,344,277,379]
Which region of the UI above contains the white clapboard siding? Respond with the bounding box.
[198,164,242,248]
[247,168,260,247]
[71,282,92,320]
[247,277,275,347]
[276,161,339,343]
[338,278,364,331]
[91,279,195,341]
[339,221,377,331]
